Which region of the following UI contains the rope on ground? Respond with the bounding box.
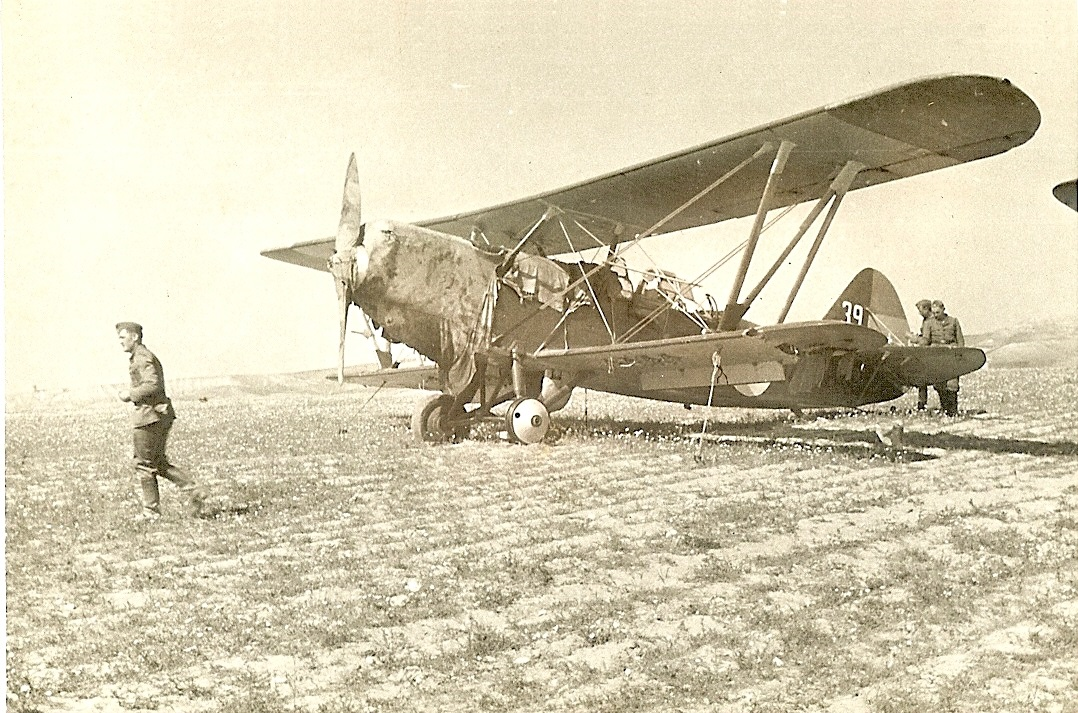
[340,381,386,433]
[695,351,721,462]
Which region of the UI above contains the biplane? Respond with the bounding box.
[263,74,1040,444]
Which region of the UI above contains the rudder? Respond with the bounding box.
[822,268,909,343]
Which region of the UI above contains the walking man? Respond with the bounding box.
[922,301,965,416]
[116,322,205,519]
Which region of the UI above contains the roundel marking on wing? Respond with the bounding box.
[735,382,772,397]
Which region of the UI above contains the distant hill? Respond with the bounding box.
[971,315,1078,368]
[4,370,374,413]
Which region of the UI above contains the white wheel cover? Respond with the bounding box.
[508,398,549,445]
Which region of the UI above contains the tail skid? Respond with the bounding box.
[823,268,910,344]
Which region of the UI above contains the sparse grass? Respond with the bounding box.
[672,493,807,559]
[693,552,754,582]
[6,370,1078,711]
[1050,513,1078,532]
[461,623,521,659]
[881,547,974,618]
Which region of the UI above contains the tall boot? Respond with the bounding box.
[164,463,205,517]
[181,483,207,517]
[943,391,959,417]
[138,472,161,518]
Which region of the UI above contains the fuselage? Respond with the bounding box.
[349,219,726,398]
[348,220,918,411]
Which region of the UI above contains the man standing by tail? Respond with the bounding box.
[908,299,936,410]
[922,301,965,417]
[116,322,205,519]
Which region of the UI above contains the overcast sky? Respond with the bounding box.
[4,0,1076,393]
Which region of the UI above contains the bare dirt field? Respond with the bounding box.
[6,365,1078,712]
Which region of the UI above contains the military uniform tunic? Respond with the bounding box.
[922,313,964,415]
[125,342,197,515]
[127,343,176,427]
[922,314,964,348]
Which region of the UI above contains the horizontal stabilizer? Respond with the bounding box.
[879,346,987,386]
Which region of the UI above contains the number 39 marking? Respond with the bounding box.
[842,300,864,325]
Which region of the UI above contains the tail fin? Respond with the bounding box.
[822,268,910,343]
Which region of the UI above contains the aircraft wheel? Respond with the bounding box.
[411,394,466,443]
[504,398,550,445]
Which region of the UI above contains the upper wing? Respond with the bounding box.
[263,74,1039,271]
[517,321,886,390]
[425,75,1038,252]
[1054,179,1077,212]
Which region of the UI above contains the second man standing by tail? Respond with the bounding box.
[921,300,965,416]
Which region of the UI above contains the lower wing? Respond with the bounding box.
[339,364,441,390]
[516,321,886,390]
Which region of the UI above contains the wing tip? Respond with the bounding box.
[260,237,336,272]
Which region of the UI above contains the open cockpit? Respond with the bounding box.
[497,252,728,351]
